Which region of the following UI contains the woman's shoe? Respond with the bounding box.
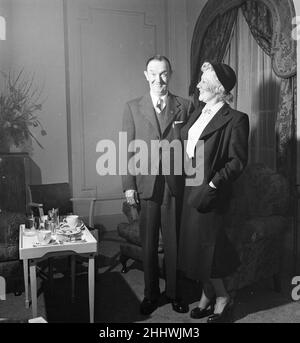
[207,298,234,323]
[190,299,215,319]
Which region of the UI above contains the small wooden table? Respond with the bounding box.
[19,226,97,323]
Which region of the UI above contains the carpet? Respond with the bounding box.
[1,231,300,323]
[43,270,146,323]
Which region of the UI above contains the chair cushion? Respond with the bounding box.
[122,202,139,224]
[118,222,141,246]
[118,222,164,253]
[118,202,164,252]
[120,242,143,262]
[121,202,167,247]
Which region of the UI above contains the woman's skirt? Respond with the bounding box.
[178,186,240,281]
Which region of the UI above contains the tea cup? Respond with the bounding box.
[37,230,52,245]
[63,215,80,229]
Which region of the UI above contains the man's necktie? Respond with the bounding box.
[156,98,165,133]
[156,98,163,113]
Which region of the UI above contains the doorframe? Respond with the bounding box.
[293,0,300,273]
[62,0,73,194]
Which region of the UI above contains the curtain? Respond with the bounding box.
[241,0,272,55]
[190,0,296,178]
[189,8,238,97]
[241,0,296,179]
[276,76,297,179]
[223,9,281,169]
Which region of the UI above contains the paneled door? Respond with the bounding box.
[65,0,168,215]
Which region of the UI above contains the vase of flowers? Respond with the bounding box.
[0,69,46,153]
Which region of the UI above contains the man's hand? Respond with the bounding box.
[125,189,139,206]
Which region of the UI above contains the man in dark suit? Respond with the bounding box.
[122,55,192,315]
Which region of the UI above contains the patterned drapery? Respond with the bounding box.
[189,0,296,96]
[189,8,238,96]
[190,0,296,181]
[265,0,296,78]
[241,0,296,78]
[276,76,297,180]
[239,1,296,179]
[241,1,272,56]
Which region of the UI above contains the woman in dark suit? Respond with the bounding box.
[178,62,249,323]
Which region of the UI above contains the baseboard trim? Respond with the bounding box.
[92,213,127,232]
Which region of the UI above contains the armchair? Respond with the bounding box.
[0,211,27,294]
[117,202,164,275]
[28,183,97,228]
[224,163,290,293]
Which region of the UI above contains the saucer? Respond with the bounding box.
[33,239,61,247]
[59,222,84,232]
[57,226,82,236]
[23,229,37,237]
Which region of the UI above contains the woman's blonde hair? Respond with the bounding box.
[201,62,234,103]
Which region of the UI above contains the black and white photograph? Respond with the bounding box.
[0,0,300,326]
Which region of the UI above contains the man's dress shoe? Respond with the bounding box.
[171,299,189,313]
[207,299,234,323]
[140,298,159,316]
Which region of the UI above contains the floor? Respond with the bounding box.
[1,231,300,323]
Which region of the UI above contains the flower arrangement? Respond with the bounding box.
[0,69,46,150]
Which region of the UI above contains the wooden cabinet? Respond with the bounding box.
[0,153,40,214]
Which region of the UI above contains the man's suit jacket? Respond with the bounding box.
[122,93,193,199]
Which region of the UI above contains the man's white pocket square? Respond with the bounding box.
[172,121,184,128]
